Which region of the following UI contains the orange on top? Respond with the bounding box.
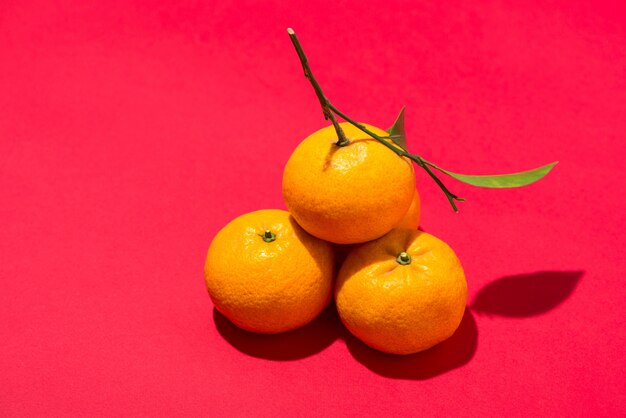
[335,228,467,354]
[282,122,415,244]
[204,209,335,334]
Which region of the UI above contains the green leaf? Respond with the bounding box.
[387,107,407,150]
[434,161,558,188]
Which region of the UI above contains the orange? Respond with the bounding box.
[335,228,467,354]
[396,188,421,229]
[334,191,420,268]
[282,122,416,244]
[204,209,335,334]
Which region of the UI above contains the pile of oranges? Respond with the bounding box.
[204,122,467,355]
[204,28,555,355]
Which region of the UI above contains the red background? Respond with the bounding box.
[2,1,625,416]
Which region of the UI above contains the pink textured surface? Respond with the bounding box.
[1,1,625,416]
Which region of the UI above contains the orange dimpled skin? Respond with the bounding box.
[335,228,467,354]
[282,122,416,244]
[396,188,421,229]
[204,209,335,334]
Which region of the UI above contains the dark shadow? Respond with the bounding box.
[345,309,478,380]
[333,243,354,267]
[213,303,342,361]
[213,269,582,375]
[471,271,583,317]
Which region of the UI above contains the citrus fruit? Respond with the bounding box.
[334,190,420,269]
[282,122,416,244]
[396,188,421,229]
[334,191,420,267]
[335,228,467,354]
[204,209,335,334]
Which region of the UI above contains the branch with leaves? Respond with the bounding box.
[287,28,558,212]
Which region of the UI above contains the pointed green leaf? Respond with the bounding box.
[435,161,558,188]
[387,107,407,150]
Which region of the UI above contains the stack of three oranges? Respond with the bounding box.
[204,122,467,355]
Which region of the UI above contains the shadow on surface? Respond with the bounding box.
[345,309,477,380]
[214,270,581,376]
[471,270,584,317]
[213,303,342,361]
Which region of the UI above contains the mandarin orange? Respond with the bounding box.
[335,228,467,354]
[204,209,334,334]
[282,122,415,244]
